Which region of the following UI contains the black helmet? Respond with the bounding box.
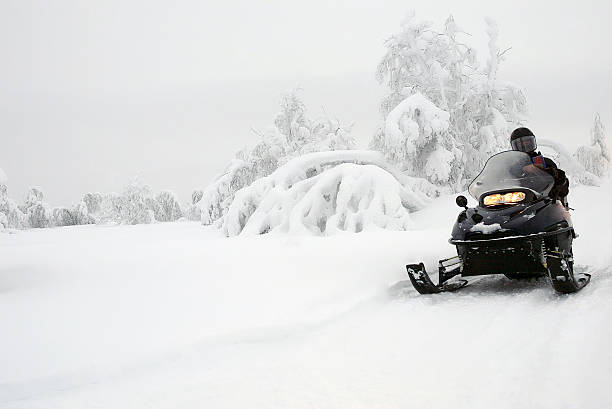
[510,127,537,153]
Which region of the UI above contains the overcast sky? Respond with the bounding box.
[1,0,611,205]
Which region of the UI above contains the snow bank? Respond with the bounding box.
[222,150,428,236]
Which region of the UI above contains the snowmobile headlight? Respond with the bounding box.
[483,191,526,207]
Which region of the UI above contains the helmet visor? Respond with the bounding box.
[511,135,537,152]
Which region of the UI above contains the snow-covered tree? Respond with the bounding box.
[96,193,123,224]
[119,179,155,225]
[155,190,183,222]
[373,13,527,190]
[20,187,51,228]
[199,89,355,226]
[0,176,28,229]
[53,202,95,227]
[575,113,609,178]
[0,168,28,230]
[83,192,103,215]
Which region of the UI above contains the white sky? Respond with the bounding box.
[1,0,611,205]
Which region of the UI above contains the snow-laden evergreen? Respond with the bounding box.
[199,90,355,226]
[222,151,428,236]
[372,13,527,190]
[575,113,609,178]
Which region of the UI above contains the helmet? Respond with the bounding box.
[510,127,537,153]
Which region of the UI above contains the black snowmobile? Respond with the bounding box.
[406,150,591,295]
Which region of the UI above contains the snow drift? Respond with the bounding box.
[222,150,428,236]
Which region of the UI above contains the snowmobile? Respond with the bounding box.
[406,150,591,295]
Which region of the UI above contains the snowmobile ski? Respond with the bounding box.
[546,250,591,294]
[406,262,468,294]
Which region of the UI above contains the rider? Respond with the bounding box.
[510,127,569,204]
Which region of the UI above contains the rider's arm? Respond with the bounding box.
[543,157,569,198]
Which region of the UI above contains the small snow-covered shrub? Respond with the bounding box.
[155,190,183,222]
[222,151,428,236]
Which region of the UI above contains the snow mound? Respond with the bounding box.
[0,167,7,185]
[222,150,427,236]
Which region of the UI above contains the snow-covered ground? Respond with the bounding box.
[1,184,611,409]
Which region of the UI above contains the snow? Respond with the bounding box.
[539,138,601,186]
[0,167,7,185]
[1,183,612,408]
[470,222,503,234]
[221,150,428,236]
[383,92,450,155]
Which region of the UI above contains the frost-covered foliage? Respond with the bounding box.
[83,193,103,215]
[155,190,183,222]
[20,187,52,228]
[117,180,155,225]
[200,90,355,226]
[575,114,609,178]
[222,151,428,236]
[53,202,94,227]
[372,13,527,189]
[86,181,185,225]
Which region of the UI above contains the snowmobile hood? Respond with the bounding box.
[450,199,573,242]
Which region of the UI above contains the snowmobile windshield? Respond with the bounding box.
[468,151,554,201]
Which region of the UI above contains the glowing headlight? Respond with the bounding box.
[483,191,526,206]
